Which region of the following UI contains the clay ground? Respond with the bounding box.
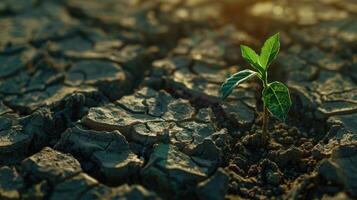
[0,0,356,199]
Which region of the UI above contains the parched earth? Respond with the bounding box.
[0,0,356,199]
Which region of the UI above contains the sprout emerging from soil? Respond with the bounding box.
[220,33,292,139]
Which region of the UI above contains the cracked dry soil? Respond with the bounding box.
[0,0,356,200]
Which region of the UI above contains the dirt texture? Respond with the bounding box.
[0,0,356,199]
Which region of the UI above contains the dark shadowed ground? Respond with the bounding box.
[0,0,356,199]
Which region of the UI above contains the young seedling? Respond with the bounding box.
[220,33,291,139]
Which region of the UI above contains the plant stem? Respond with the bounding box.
[262,105,269,139]
[262,71,269,139]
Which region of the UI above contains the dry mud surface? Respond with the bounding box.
[0,0,356,199]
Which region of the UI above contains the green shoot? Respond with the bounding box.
[220,33,292,139]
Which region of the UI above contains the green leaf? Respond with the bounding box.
[263,81,291,121]
[240,45,264,75]
[220,69,257,100]
[259,33,280,69]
